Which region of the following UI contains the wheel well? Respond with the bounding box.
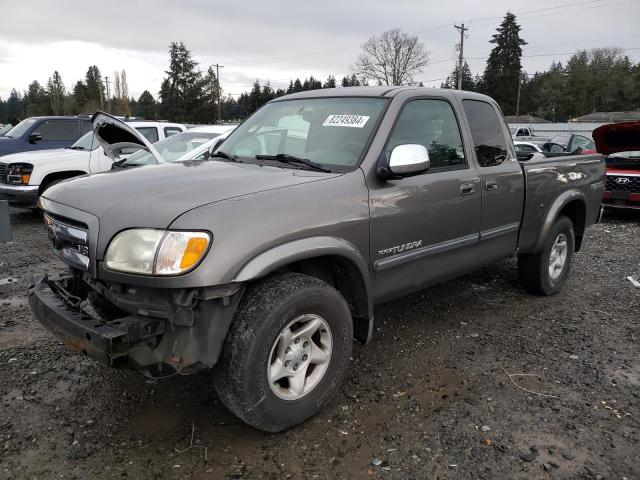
[558,200,586,251]
[39,171,88,194]
[270,255,372,344]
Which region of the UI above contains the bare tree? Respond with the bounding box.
[352,28,429,85]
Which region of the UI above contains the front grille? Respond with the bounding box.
[0,163,6,184]
[606,175,640,193]
[43,212,90,271]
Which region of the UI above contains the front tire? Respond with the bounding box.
[214,273,353,432]
[518,215,575,295]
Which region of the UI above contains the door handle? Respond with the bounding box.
[460,183,475,196]
[485,179,498,191]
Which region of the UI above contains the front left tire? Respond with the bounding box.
[213,273,353,432]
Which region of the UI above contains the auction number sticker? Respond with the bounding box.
[323,114,370,128]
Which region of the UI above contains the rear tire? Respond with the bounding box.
[213,273,353,432]
[518,215,575,295]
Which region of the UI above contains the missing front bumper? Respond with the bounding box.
[27,273,243,375]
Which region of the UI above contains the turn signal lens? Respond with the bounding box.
[181,237,209,269]
[21,174,31,184]
[154,231,211,275]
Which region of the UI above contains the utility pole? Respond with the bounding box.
[454,23,469,90]
[104,76,111,113]
[213,64,224,123]
[515,74,522,119]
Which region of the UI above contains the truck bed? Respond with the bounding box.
[518,153,605,253]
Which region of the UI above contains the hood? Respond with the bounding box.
[42,159,337,229]
[91,111,163,162]
[0,148,86,164]
[593,121,640,156]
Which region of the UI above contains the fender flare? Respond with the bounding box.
[232,236,374,342]
[532,189,586,253]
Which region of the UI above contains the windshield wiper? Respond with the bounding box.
[67,146,85,150]
[209,151,241,163]
[255,153,332,173]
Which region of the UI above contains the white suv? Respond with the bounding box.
[0,121,186,208]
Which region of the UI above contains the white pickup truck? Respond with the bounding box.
[0,121,186,208]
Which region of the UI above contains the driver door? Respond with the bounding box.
[369,98,481,302]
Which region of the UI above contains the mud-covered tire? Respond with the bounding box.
[213,273,353,432]
[518,216,575,295]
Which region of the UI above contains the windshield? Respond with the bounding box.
[123,131,219,166]
[0,124,13,136]
[5,118,37,138]
[219,97,388,170]
[70,132,99,151]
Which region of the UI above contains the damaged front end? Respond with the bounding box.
[27,271,243,375]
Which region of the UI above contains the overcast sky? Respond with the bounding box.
[0,0,638,101]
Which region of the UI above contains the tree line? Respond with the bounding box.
[1,12,639,125]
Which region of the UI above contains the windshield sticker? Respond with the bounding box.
[323,114,370,128]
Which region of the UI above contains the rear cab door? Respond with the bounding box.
[459,98,524,258]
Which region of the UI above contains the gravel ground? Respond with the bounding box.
[0,208,638,480]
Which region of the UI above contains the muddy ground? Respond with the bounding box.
[0,208,638,480]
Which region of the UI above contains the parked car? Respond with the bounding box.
[0,121,186,208]
[514,141,544,154]
[594,121,640,210]
[542,134,596,156]
[509,126,549,141]
[28,88,605,432]
[116,125,236,168]
[0,116,94,157]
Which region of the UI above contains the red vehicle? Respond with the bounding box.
[594,122,640,210]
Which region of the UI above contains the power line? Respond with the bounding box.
[222,0,626,68]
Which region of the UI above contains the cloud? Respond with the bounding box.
[0,0,638,99]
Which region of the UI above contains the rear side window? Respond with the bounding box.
[136,127,159,143]
[79,120,92,135]
[164,126,182,137]
[385,99,466,170]
[38,120,78,141]
[463,100,509,167]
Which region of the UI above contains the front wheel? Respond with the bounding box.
[518,215,575,295]
[213,273,353,432]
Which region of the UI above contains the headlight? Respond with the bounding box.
[7,163,33,185]
[105,229,211,275]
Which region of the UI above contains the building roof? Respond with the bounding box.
[504,115,550,124]
[572,111,640,123]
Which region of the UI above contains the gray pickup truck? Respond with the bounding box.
[28,87,605,432]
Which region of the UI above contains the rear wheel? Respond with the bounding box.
[214,273,353,432]
[518,215,575,295]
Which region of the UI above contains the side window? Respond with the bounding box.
[37,120,78,141]
[80,120,92,135]
[164,127,182,138]
[385,99,466,170]
[463,100,509,167]
[135,127,159,143]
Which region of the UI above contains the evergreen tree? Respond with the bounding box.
[47,71,66,115]
[158,41,207,122]
[25,81,51,116]
[6,89,24,121]
[292,79,303,92]
[202,66,220,122]
[482,12,527,114]
[323,75,337,88]
[441,61,475,90]
[136,90,157,119]
[72,81,88,112]
[0,98,7,124]
[85,66,105,111]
